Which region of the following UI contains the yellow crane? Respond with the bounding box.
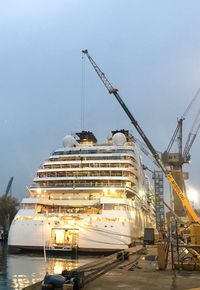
[82,49,200,244]
[162,89,200,216]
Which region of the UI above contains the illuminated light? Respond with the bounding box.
[34,216,45,220]
[187,187,199,206]
[68,196,71,200]
[110,188,116,194]
[103,188,108,194]
[37,188,42,194]
[54,264,64,274]
[54,229,65,244]
[59,196,62,200]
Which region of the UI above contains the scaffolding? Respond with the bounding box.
[153,171,165,232]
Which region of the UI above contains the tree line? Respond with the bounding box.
[0,195,19,233]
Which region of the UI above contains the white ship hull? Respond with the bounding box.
[8,197,154,252]
[8,130,156,252]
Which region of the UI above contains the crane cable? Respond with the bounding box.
[182,88,200,120]
[166,88,200,153]
[81,53,86,131]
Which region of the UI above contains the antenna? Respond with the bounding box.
[81,53,86,130]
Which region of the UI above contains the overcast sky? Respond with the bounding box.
[0,0,200,206]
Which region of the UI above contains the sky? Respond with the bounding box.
[0,0,200,206]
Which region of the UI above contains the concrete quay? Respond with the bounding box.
[85,246,200,290]
[23,245,200,290]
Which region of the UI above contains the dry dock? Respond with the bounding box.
[23,245,200,290]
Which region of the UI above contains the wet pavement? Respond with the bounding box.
[85,246,200,290]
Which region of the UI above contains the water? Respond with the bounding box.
[0,244,96,290]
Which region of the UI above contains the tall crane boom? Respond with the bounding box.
[164,88,200,165]
[82,49,200,224]
[183,107,200,161]
[161,88,200,216]
[5,177,14,196]
[82,50,165,172]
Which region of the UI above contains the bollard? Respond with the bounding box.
[157,242,168,270]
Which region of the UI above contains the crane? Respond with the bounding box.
[183,105,200,162]
[161,89,200,216]
[162,88,200,165]
[82,49,200,239]
[5,177,14,196]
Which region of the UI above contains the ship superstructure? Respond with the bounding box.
[8,130,155,252]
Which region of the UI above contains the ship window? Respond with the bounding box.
[49,155,137,162]
[103,204,115,210]
[22,203,35,209]
[45,205,102,215]
[103,204,127,211]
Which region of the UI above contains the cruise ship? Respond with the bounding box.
[8,130,156,252]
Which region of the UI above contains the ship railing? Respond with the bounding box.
[29,183,137,190]
[44,240,78,252]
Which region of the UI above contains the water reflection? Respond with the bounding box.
[0,244,96,290]
[0,244,9,289]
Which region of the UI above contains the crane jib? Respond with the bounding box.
[166,173,200,223]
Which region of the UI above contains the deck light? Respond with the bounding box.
[103,188,108,194]
[110,188,116,194]
[187,187,199,207]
